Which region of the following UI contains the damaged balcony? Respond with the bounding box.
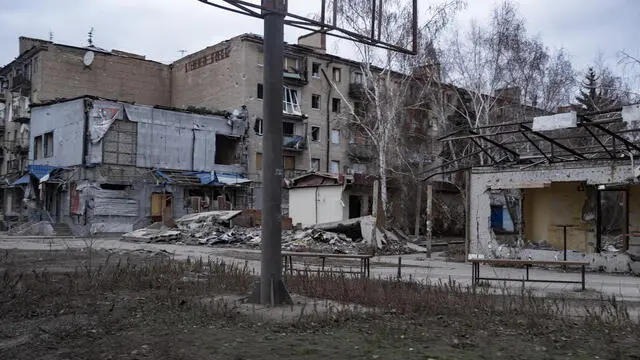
[283,135,306,152]
[349,83,372,100]
[10,75,31,97]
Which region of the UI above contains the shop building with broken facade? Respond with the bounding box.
[440,105,640,273]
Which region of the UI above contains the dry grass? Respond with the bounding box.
[0,249,638,359]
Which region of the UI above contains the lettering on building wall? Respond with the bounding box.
[185,46,231,73]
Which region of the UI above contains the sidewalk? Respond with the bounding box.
[1,236,638,303]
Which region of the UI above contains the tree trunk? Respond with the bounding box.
[425,183,433,258]
[414,176,422,237]
[378,147,389,223]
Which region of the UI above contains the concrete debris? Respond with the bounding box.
[121,212,417,255]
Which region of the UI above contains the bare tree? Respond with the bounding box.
[327,0,464,222]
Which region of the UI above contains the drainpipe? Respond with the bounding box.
[320,63,334,172]
[82,99,89,165]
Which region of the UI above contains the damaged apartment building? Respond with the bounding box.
[441,105,640,273]
[14,96,249,234]
[0,32,391,225]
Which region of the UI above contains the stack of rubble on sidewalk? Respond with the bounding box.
[122,212,420,255]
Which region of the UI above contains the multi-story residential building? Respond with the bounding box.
[170,32,375,210]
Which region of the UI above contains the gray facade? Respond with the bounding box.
[21,97,249,234]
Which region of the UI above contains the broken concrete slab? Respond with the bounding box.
[175,210,243,225]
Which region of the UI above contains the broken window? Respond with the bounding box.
[332,67,341,82]
[283,86,301,115]
[255,152,263,170]
[254,118,263,135]
[311,94,320,109]
[331,129,340,144]
[283,122,294,136]
[329,160,340,174]
[353,71,363,84]
[34,135,42,160]
[311,158,320,171]
[332,98,341,113]
[312,62,321,78]
[311,126,320,142]
[283,155,295,170]
[215,134,239,165]
[284,56,299,72]
[100,184,128,190]
[257,83,263,99]
[43,132,54,158]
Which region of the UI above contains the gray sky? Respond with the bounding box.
[1,0,639,79]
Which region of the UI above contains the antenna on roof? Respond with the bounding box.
[178,49,187,57]
[49,31,54,42]
[88,27,94,46]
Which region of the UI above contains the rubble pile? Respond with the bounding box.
[123,211,421,255]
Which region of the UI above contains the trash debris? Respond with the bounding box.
[121,212,416,255]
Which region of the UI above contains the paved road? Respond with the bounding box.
[1,236,639,303]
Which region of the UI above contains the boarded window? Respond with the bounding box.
[283,155,295,170]
[255,152,263,170]
[103,120,137,165]
[331,129,340,144]
[329,160,340,174]
[311,126,320,142]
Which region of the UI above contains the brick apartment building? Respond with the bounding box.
[0,32,377,214]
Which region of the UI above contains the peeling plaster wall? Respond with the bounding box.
[469,162,638,273]
[523,182,594,252]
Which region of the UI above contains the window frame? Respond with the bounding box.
[311,158,320,171]
[332,67,341,82]
[332,98,341,113]
[257,83,263,99]
[43,131,54,158]
[329,160,340,174]
[283,86,302,115]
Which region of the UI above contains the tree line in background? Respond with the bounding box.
[328,0,640,237]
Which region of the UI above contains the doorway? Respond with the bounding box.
[349,195,362,219]
[151,192,173,224]
[597,189,628,252]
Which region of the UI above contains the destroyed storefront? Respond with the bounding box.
[16,96,250,235]
[440,105,640,273]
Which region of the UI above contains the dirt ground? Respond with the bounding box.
[1,249,638,360]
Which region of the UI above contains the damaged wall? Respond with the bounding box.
[523,182,594,252]
[469,162,638,272]
[29,98,85,166]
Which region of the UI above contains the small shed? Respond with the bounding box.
[286,173,373,226]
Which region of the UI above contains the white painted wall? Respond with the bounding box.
[289,185,349,226]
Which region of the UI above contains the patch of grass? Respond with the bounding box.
[0,249,638,359]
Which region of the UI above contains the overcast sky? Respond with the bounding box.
[1,0,639,79]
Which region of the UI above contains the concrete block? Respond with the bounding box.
[118,143,135,154]
[103,152,118,164]
[104,141,118,152]
[119,133,135,144]
[118,153,135,165]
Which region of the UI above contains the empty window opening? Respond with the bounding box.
[311,158,320,171]
[100,183,128,190]
[215,134,239,165]
[311,94,320,109]
[254,118,263,135]
[332,67,341,82]
[283,122,295,136]
[43,132,54,158]
[257,83,263,99]
[312,62,321,78]
[34,135,43,160]
[332,98,341,113]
